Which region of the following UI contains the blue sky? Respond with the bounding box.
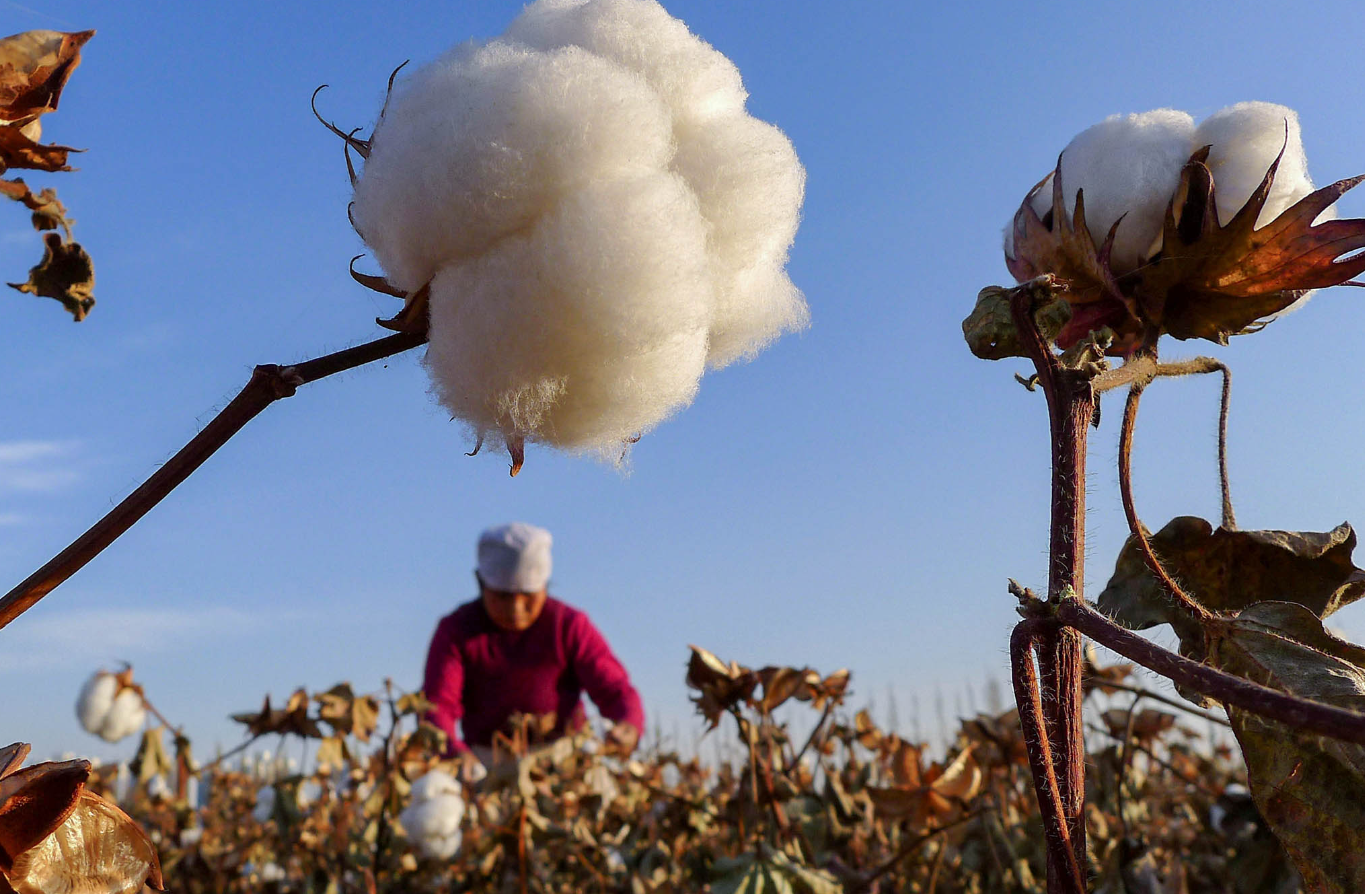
[5,0,1365,762]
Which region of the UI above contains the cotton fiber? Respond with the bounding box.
[1006,103,1328,279]
[400,769,465,859]
[350,0,807,459]
[74,669,147,743]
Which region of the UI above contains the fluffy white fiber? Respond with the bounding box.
[400,769,465,860]
[75,670,147,743]
[1007,102,1323,275]
[351,0,806,457]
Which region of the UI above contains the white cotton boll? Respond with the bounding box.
[260,863,287,883]
[352,0,806,456]
[1193,101,1325,229]
[409,769,463,803]
[146,774,170,801]
[504,0,747,122]
[420,831,463,860]
[97,688,146,743]
[253,785,276,824]
[76,671,117,736]
[353,41,675,294]
[424,173,712,451]
[400,793,465,857]
[1053,109,1196,272]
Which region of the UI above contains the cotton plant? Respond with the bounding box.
[398,769,465,860]
[989,101,1365,356]
[75,667,147,743]
[323,0,807,472]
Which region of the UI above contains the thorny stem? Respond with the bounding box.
[1007,278,1089,888]
[1060,600,1365,746]
[0,330,427,633]
[1117,380,1214,622]
[1011,621,1087,894]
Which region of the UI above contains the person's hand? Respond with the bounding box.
[603,722,639,756]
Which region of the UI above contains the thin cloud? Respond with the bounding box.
[0,606,272,672]
[0,439,81,492]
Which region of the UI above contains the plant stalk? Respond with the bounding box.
[0,331,426,632]
[1007,279,1091,889]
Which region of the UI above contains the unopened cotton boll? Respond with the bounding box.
[351,0,806,457]
[76,671,117,735]
[97,688,146,743]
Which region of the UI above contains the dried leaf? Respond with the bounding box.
[686,646,758,730]
[0,759,89,870]
[8,232,94,321]
[395,691,433,717]
[0,745,27,781]
[0,30,93,126]
[962,282,1073,360]
[1101,709,1178,744]
[0,125,77,172]
[1207,602,1365,892]
[5,790,163,893]
[1097,516,1365,660]
[755,667,812,713]
[1140,147,1365,344]
[231,687,322,739]
[129,728,172,787]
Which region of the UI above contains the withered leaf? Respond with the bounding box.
[5,790,163,894]
[685,646,758,730]
[8,232,94,321]
[316,684,381,743]
[867,746,981,827]
[395,691,434,717]
[0,759,89,870]
[0,745,27,781]
[755,667,816,714]
[0,30,93,125]
[1097,515,1365,659]
[129,727,171,787]
[1100,708,1178,744]
[0,125,77,172]
[231,688,322,739]
[1140,147,1365,344]
[1207,602,1365,892]
[962,282,1073,360]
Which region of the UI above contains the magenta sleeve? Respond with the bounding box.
[422,618,470,756]
[567,611,645,733]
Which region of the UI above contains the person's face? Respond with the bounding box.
[479,581,548,632]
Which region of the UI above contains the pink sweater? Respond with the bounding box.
[422,595,644,754]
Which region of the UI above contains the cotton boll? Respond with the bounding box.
[146,774,170,801]
[1053,109,1196,272]
[409,769,462,803]
[420,831,463,860]
[76,671,117,736]
[1193,102,1325,229]
[399,793,465,856]
[353,41,675,294]
[504,0,747,122]
[97,687,146,743]
[424,172,712,450]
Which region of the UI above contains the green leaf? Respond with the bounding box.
[1210,602,1365,892]
[1097,516,1365,660]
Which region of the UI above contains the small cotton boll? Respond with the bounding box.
[409,769,462,803]
[1054,109,1196,272]
[260,863,287,883]
[97,688,146,743]
[504,0,747,122]
[1193,101,1325,229]
[399,792,464,844]
[76,671,117,736]
[146,774,170,801]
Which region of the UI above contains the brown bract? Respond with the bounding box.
[8,231,94,321]
[1007,146,1365,352]
[0,30,92,173]
[231,688,323,739]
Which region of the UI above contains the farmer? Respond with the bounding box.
[423,522,644,770]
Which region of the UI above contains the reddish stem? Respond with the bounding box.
[1011,620,1087,894]
[1059,600,1365,745]
[0,331,426,632]
[1007,279,1090,886]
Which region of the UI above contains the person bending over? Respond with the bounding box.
[423,522,644,771]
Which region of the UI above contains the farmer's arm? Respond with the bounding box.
[567,611,644,751]
[422,618,471,757]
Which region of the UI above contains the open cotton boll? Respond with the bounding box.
[76,671,117,735]
[400,793,465,858]
[504,0,747,122]
[97,687,146,742]
[1193,102,1325,229]
[1051,109,1195,272]
[351,0,806,458]
[409,769,462,803]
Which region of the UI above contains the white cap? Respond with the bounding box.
[477,523,553,593]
